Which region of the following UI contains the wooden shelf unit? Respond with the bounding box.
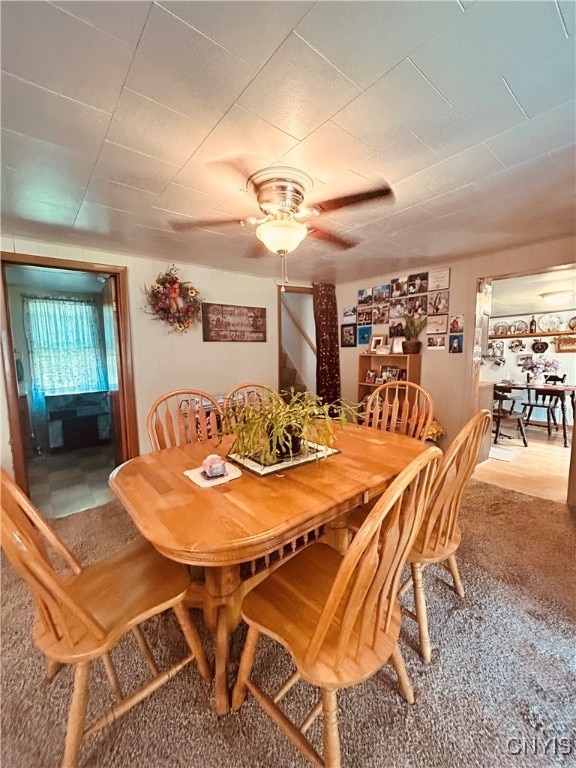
[489,329,573,340]
[358,353,421,401]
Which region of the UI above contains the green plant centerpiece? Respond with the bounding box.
[402,315,427,354]
[222,388,346,467]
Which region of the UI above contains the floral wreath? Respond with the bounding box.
[144,265,203,332]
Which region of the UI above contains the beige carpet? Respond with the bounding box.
[2,480,575,767]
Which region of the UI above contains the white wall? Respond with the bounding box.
[1,237,280,466]
[336,236,575,444]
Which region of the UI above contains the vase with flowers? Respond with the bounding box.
[520,356,560,384]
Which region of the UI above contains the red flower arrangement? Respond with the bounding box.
[145,265,203,332]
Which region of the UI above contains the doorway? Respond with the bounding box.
[277,285,316,394]
[1,252,139,515]
[473,264,575,504]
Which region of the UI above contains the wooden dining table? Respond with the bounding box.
[109,422,428,715]
[495,382,575,447]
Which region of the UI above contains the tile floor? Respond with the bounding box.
[27,444,116,518]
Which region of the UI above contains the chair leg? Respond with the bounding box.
[446,555,465,598]
[62,662,91,768]
[46,658,64,682]
[321,689,341,768]
[172,602,212,683]
[411,563,431,664]
[231,625,260,710]
[389,644,414,704]
[517,417,528,447]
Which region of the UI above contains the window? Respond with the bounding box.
[23,296,107,399]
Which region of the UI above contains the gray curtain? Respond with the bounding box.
[312,283,341,405]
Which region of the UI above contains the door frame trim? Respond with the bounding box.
[1,251,139,492]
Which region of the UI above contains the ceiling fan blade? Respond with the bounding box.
[307,227,358,250]
[169,217,243,232]
[244,241,268,259]
[314,184,394,214]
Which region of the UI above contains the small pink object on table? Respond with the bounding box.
[202,454,227,478]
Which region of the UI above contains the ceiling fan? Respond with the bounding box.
[170,166,394,258]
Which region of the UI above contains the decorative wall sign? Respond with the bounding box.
[145,265,203,332]
[556,336,576,352]
[202,303,266,342]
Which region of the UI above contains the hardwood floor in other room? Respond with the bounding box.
[473,425,570,503]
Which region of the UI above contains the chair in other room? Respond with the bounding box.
[363,381,434,441]
[492,387,528,447]
[0,469,211,768]
[147,388,221,450]
[521,373,567,438]
[398,410,492,663]
[231,446,441,768]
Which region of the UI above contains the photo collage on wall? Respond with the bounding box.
[340,267,459,352]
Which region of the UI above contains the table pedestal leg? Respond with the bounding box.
[203,566,243,716]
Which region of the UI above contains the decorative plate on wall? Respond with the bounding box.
[493,321,509,335]
[538,313,564,332]
[511,320,528,334]
[568,316,576,330]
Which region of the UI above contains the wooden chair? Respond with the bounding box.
[363,381,434,441]
[0,469,211,768]
[492,387,528,447]
[399,410,492,663]
[231,446,441,768]
[223,382,280,411]
[146,388,221,450]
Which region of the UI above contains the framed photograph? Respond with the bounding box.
[389,298,407,319]
[427,315,448,334]
[372,284,390,304]
[391,337,404,353]
[340,323,357,347]
[358,288,373,306]
[449,314,464,333]
[428,267,450,291]
[427,336,446,349]
[407,296,427,319]
[372,304,389,325]
[357,306,373,326]
[365,369,377,384]
[407,272,428,295]
[390,277,408,298]
[389,318,406,338]
[370,335,385,352]
[342,306,357,324]
[428,290,449,315]
[358,326,372,345]
[449,334,463,353]
[517,354,533,367]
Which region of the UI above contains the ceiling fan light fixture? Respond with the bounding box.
[256,217,308,255]
[540,290,574,306]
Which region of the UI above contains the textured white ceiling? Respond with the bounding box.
[1,1,575,284]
